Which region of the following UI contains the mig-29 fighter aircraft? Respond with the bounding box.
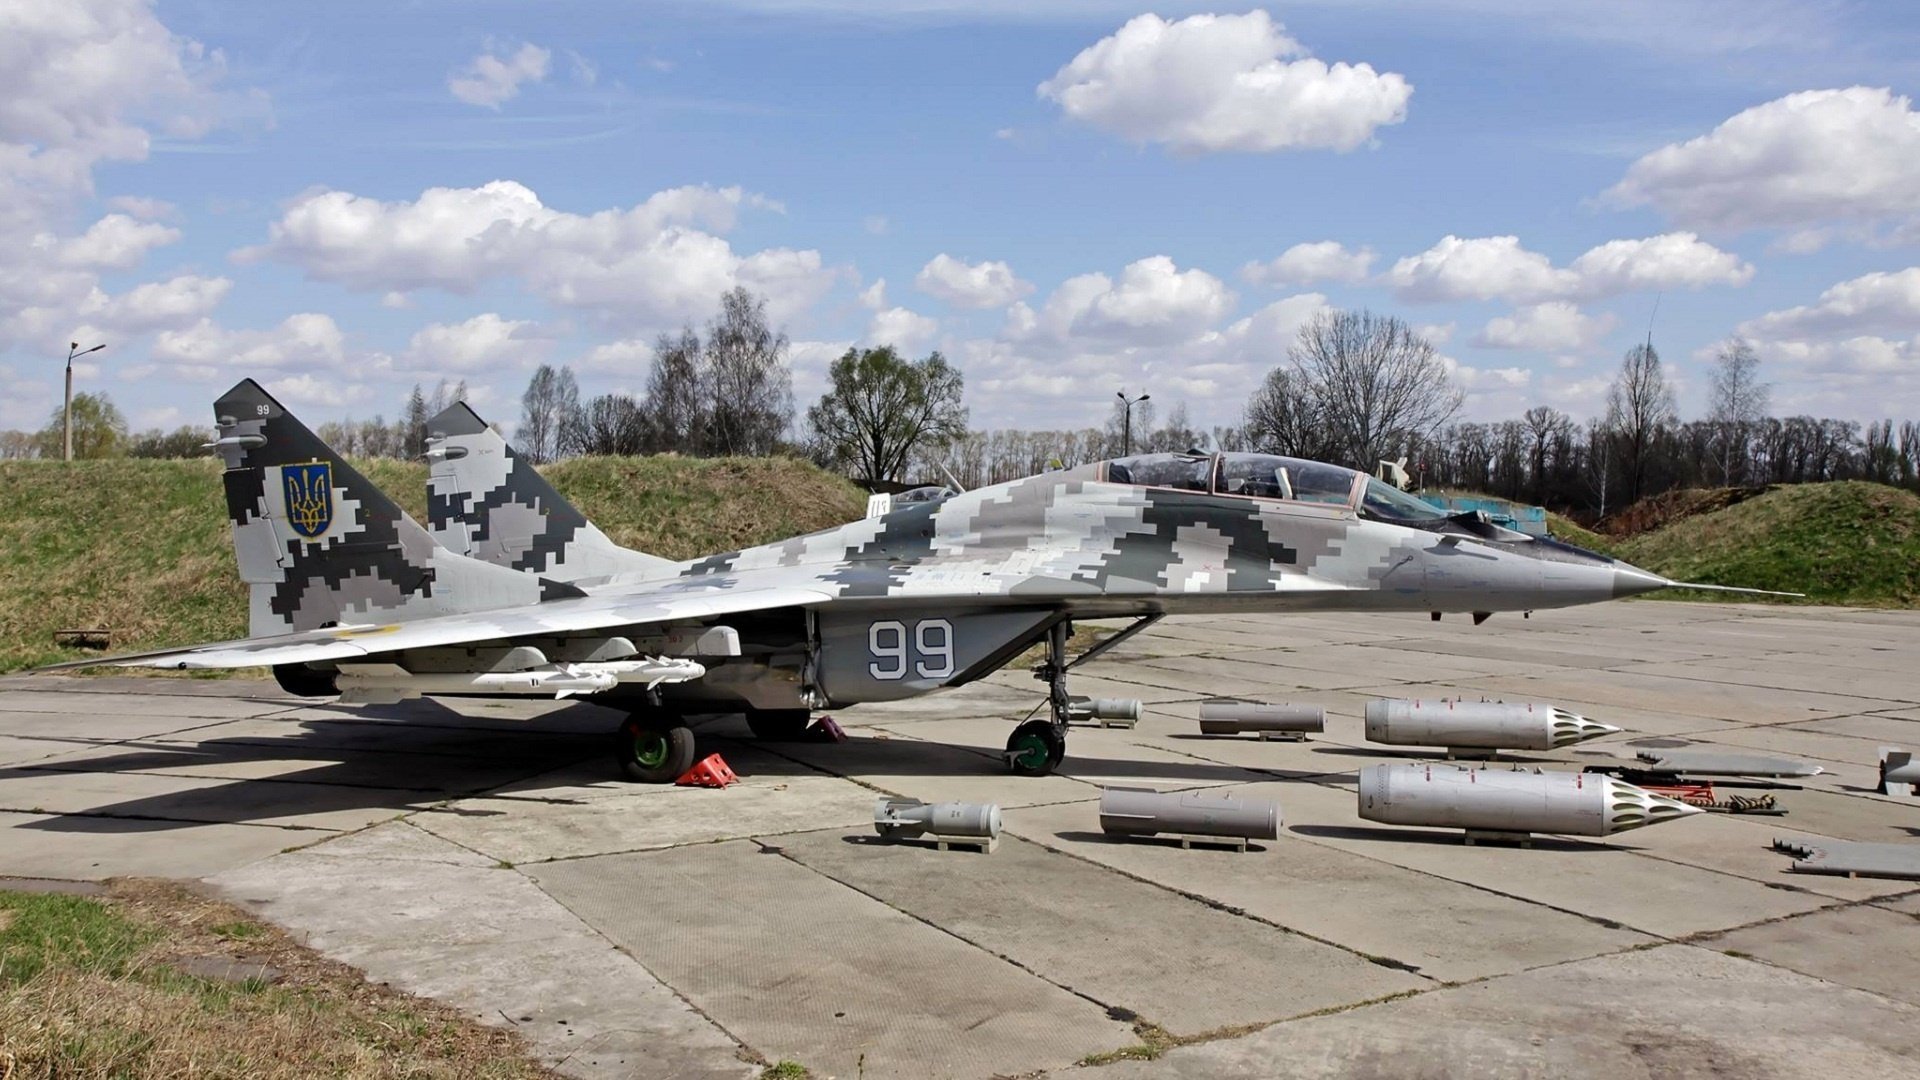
[47,378,1783,782]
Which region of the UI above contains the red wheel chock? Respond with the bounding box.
[675,753,739,788]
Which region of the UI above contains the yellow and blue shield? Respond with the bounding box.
[283,462,333,538]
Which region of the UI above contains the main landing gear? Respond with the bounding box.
[616,710,697,782]
[1006,621,1073,777]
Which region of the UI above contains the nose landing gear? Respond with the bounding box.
[1004,621,1075,777]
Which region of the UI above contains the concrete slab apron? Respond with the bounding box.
[1002,800,1652,985]
[212,821,752,1080]
[1091,944,1920,1080]
[775,829,1424,1034]
[530,840,1133,1080]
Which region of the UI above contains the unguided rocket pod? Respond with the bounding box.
[1364,699,1619,756]
[1357,763,1701,839]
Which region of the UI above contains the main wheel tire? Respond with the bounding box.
[616,718,697,783]
[745,708,813,740]
[1006,720,1064,777]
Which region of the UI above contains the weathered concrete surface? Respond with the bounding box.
[1092,945,1920,1079]
[775,829,1426,1033]
[8,601,1920,1079]
[212,822,753,1080]
[530,840,1133,1079]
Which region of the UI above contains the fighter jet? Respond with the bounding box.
[45,379,1788,782]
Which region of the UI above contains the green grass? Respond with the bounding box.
[0,455,864,672]
[1,881,560,1078]
[1544,511,1619,556]
[1614,481,1920,607]
[0,891,158,986]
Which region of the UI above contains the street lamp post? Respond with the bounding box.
[64,341,105,462]
[1116,390,1150,456]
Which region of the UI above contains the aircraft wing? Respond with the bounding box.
[38,582,835,671]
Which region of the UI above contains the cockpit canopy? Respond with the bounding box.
[1095,452,1448,524]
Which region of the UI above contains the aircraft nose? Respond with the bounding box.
[1611,563,1669,599]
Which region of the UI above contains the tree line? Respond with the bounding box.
[6,295,1915,524]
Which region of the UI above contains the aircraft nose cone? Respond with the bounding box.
[1612,564,1669,599]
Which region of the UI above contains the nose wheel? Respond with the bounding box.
[1006,719,1066,776]
[1005,620,1075,777]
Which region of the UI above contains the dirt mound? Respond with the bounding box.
[1600,486,1769,537]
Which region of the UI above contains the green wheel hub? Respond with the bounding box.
[633,729,670,769]
[1010,732,1051,771]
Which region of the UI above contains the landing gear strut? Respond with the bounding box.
[1006,621,1073,777]
[616,711,697,782]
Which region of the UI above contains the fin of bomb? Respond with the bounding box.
[212,380,582,638]
[424,401,678,584]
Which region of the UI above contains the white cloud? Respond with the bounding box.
[43,213,180,269]
[1388,232,1752,303]
[267,373,370,409]
[914,254,1033,309]
[103,195,177,221]
[152,313,347,372]
[857,278,887,310]
[1037,11,1411,154]
[96,274,231,332]
[1568,232,1754,293]
[1415,321,1456,347]
[1736,267,1920,338]
[1012,256,1234,346]
[402,313,545,373]
[0,0,239,362]
[1473,302,1617,351]
[1440,355,1532,390]
[242,180,830,329]
[1241,241,1375,287]
[578,337,655,375]
[866,307,938,353]
[447,42,551,109]
[1606,87,1920,238]
[1387,235,1576,303]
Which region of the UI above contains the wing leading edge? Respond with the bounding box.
[38,582,835,671]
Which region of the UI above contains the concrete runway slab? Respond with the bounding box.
[1003,800,1654,984]
[1092,945,1920,1079]
[531,840,1133,1079]
[777,829,1425,1034]
[1711,903,1920,1008]
[8,601,1920,1079]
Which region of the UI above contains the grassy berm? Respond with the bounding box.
[0,880,558,1078]
[0,456,864,672]
[1546,481,1920,607]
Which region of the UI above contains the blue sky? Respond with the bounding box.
[4,0,1919,439]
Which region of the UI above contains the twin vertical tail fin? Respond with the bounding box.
[212,380,577,638]
[425,402,678,584]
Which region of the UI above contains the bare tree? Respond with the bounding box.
[519,365,560,464]
[578,394,647,455]
[1523,406,1571,505]
[1242,367,1326,459]
[805,346,966,485]
[1287,309,1462,470]
[704,287,793,456]
[402,383,429,459]
[1604,342,1678,504]
[1706,336,1769,485]
[642,326,706,453]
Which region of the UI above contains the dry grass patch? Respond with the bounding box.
[0,879,559,1079]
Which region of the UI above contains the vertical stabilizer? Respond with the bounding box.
[425,402,677,583]
[211,380,575,637]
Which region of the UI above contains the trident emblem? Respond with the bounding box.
[283,462,334,538]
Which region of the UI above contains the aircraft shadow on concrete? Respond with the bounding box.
[3,702,620,834]
[8,710,1349,833]
[753,732,1334,786]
